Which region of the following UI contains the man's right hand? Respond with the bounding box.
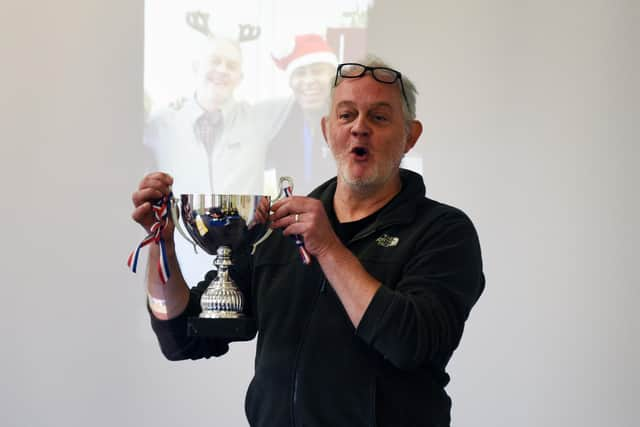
[131,172,175,241]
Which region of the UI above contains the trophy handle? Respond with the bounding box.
[251,229,272,255]
[170,197,199,254]
[272,176,294,203]
[250,176,293,254]
[251,176,312,265]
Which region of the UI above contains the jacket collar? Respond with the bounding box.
[310,169,426,231]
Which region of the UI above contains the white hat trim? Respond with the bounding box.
[285,51,338,80]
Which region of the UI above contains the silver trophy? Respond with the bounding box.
[170,177,301,339]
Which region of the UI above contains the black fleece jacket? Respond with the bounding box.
[150,169,485,427]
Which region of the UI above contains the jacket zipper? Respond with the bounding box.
[291,220,405,423]
[291,276,324,426]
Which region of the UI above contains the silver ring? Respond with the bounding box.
[294,213,300,223]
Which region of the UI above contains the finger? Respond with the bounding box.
[132,187,165,207]
[145,171,173,185]
[254,208,268,224]
[271,212,301,230]
[139,172,173,190]
[271,196,313,222]
[131,202,152,224]
[139,175,172,190]
[269,199,294,222]
[270,195,303,213]
[281,221,306,237]
[138,180,173,200]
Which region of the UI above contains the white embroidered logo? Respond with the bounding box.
[376,234,400,247]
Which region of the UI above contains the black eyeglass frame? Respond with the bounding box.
[334,63,410,111]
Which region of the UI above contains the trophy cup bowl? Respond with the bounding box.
[171,193,271,340]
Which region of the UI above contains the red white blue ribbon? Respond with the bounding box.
[128,194,172,283]
[283,186,312,265]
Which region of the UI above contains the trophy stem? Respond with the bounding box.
[199,245,245,319]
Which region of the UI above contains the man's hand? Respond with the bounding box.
[269,196,341,258]
[270,195,380,327]
[131,172,190,320]
[253,196,271,226]
[131,172,175,241]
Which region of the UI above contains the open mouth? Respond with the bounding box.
[351,146,369,160]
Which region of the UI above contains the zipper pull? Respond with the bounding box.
[320,278,327,293]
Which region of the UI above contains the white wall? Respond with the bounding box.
[367,1,638,426]
[1,1,637,426]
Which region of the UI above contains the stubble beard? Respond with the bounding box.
[334,149,404,194]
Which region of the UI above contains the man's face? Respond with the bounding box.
[289,62,335,113]
[322,74,420,190]
[194,39,243,106]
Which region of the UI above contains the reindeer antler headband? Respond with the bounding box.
[186,10,261,42]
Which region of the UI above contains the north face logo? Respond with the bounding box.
[376,234,399,247]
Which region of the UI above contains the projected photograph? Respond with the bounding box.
[144,0,373,285]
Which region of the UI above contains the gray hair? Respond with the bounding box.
[329,54,418,123]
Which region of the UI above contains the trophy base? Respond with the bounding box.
[199,310,243,319]
[187,317,257,341]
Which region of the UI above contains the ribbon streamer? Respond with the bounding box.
[283,186,312,265]
[128,194,172,283]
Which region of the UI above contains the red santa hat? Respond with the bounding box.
[272,34,338,80]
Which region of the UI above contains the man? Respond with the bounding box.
[145,35,269,196]
[266,34,339,194]
[132,56,484,426]
[145,35,273,286]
